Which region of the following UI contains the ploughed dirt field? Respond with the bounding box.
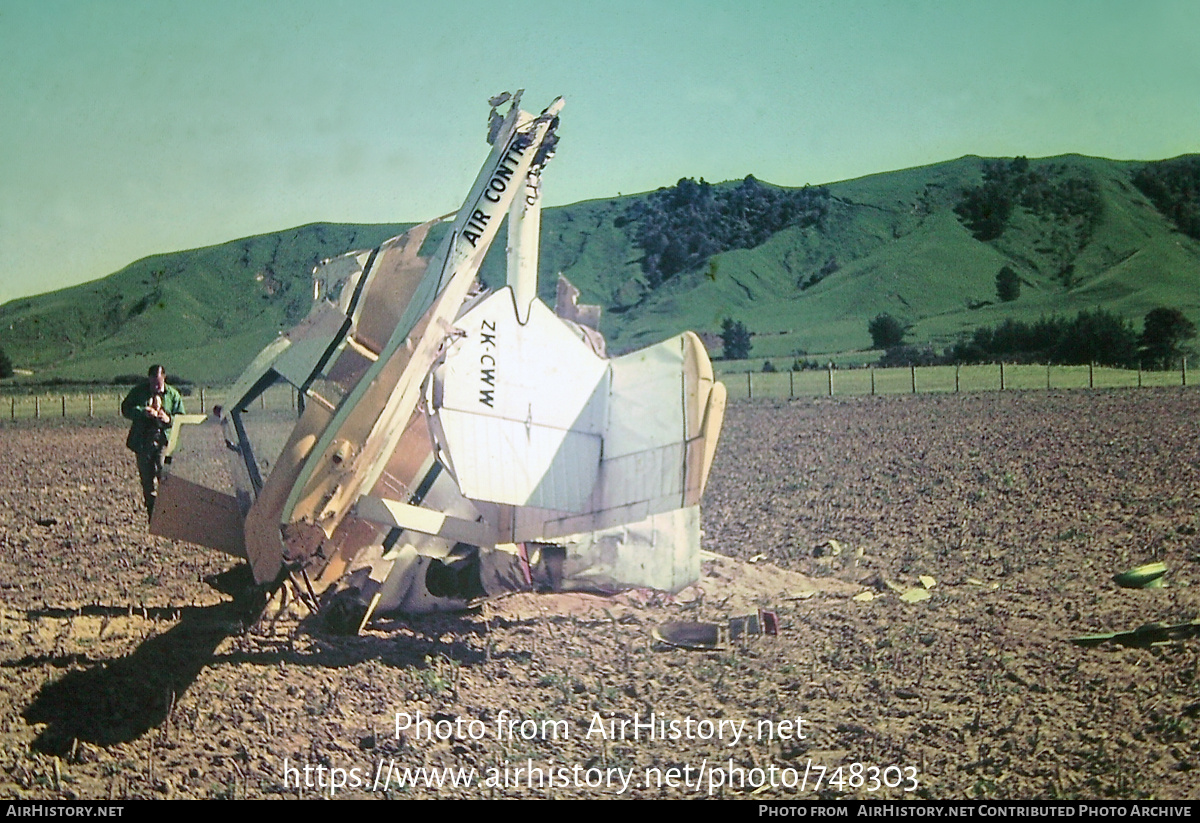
[3,389,1200,800]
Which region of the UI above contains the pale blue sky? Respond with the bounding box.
[2,0,1197,303]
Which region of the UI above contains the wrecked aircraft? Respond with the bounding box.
[149,93,727,630]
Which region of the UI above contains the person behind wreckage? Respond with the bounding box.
[121,364,185,519]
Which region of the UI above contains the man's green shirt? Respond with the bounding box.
[121,382,185,454]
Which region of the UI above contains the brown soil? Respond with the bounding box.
[2,390,1200,800]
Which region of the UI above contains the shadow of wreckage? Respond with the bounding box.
[20,565,563,755]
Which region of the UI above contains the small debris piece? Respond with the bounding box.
[1113,562,1167,589]
[899,588,931,603]
[919,575,937,589]
[654,609,779,650]
[853,591,875,602]
[1070,619,1200,648]
[813,539,844,558]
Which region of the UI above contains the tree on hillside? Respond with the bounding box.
[721,318,752,360]
[868,313,905,349]
[996,266,1021,302]
[1133,158,1200,241]
[621,176,830,287]
[954,157,1101,244]
[1139,307,1197,369]
[0,347,11,379]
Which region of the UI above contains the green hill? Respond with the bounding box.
[2,154,1198,384]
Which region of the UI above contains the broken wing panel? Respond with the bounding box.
[438,411,603,511]
[476,331,722,543]
[603,332,687,460]
[151,415,247,559]
[434,289,609,511]
[438,291,608,431]
[153,475,247,558]
[271,305,349,390]
[354,221,436,355]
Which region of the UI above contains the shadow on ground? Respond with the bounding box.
[19,566,517,755]
[23,598,253,755]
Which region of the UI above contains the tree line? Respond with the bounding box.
[870,308,1196,370]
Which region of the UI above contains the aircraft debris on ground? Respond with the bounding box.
[148,93,727,631]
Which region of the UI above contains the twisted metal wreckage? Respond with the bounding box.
[152,94,727,631]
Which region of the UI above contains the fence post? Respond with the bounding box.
[747,371,752,400]
[955,364,960,393]
[10,397,14,420]
[910,365,916,394]
[827,364,833,397]
[870,367,875,396]
[61,395,66,418]
[1088,362,1094,389]
[88,394,94,419]
[200,387,206,414]
[1137,363,1142,388]
[34,396,40,419]
[1046,362,1051,390]
[788,371,794,399]
[999,362,1005,391]
[1183,357,1188,388]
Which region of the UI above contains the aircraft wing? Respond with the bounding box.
[429,286,726,544]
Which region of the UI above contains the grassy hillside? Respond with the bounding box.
[2,154,1198,384]
[0,223,406,383]
[597,155,1200,359]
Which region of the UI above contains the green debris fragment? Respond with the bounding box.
[1070,619,1200,648]
[1113,562,1167,589]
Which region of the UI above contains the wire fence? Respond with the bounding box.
[719,360,1190,400]
[1,361,1190,419]
[0,383,300,422]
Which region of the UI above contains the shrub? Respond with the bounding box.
[996,266,1021,302]
[868,314,905,349]
[1139,307,1197,370]
[721,319,752,360]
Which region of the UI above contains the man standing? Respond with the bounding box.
[122,364,185,519]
